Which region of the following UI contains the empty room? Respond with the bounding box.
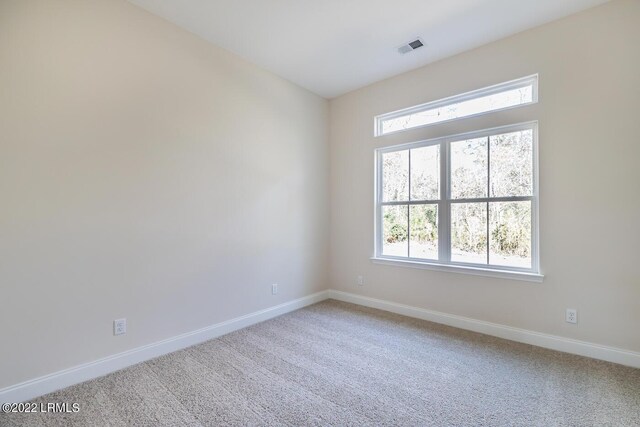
[1,0,639,425]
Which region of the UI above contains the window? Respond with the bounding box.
[375,123,540,278]
[375,75,538,136]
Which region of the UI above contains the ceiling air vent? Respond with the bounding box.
[397,38,424,54]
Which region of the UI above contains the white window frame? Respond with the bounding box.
[374,75,538,137]
[373,122,542,282]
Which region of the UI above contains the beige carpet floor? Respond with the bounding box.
[2,299,640,426]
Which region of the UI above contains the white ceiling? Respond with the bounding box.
[129,0,609,98]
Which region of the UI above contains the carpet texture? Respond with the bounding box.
[2,299,639,426]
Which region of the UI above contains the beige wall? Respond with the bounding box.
[329,0,640,352]
[1,0,639,394]
[0,0,328,388]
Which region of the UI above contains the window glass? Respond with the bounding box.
[451,137,488,199]
[382,205,408,257]
[489,201,532,268]
[382,151,409,202]
[410,145,439,201]
[490,130,533,197]
[376,123,538,273]
[376,76,537,136]
[451,203,488,264]
[409,204,438,260]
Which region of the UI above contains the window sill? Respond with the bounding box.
[370,257,544,283]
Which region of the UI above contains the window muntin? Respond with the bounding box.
[375,75,538,136]
[376,123,538,273]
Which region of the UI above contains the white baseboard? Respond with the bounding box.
[328,290,640,369]
[0,290,329,404]
[3,288,638,404]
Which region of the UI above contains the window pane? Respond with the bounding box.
[409,205,438,260]
[382,151,409,202]
[490,130,533,197]
[451,203,487,264]
[379,84,534,135]
[489,201,532,268]
[410,145,439,201]
[451,137,488,199]
[382,205,408,257]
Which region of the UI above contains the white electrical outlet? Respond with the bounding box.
[357,275,364,286]
[566,309,577,324]
[113,318,127,336]
[272,283,278,295]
